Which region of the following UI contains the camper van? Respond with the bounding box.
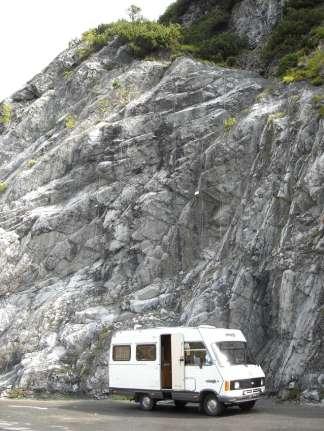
[109,325,266,416]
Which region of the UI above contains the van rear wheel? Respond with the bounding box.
[202,394,224,416]
[139,394,155,411]
[239,401,256,411]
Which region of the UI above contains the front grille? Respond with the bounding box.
[230,378,263,390]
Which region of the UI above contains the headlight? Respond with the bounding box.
[234,381,240,389]
[261,378,265,386]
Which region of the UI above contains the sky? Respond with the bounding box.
[0,0,174,101]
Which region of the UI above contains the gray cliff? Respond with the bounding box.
[0,14,323,395]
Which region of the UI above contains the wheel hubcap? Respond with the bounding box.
[142,396,151,408]
[207,398,218,413]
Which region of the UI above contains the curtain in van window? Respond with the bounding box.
[113,345,131,361]
[136,344,156,361]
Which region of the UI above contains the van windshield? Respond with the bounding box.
[215,341,255,366]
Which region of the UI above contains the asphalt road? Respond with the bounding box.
[0,397,323,431]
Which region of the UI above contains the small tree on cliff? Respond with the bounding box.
[127,4,142,22]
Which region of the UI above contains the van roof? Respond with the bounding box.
[111,326,246,342]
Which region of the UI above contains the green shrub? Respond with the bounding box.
[0,181,8,193]
[6,388,28,399]
[65,114,77,129]
[313,94,324,104]
[224,116,237,131]
[278,52,300,76]
[319,105,324,118]
[198,32,247,62]
[76,1,246,64]
[77,46,93,61]
[160,1,246,63]
[263,0,324,75]
[112,79,122,90]
[264,6,324,60]
[0,103,12,125]
[311,25,324,44]
[81,20,183,59]
[314,94,324,119]
[282,50,324,86]
[183,6,230,45]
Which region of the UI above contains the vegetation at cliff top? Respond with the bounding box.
[81,20,183,60]
[78,0,324,81]
[80,1,246,65]
[159,0,246,64]
[263,0,324,84]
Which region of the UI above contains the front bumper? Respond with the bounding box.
[219,389,266,404]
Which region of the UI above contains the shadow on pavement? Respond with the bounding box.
[56,400,264,419]
[56,399,324,421]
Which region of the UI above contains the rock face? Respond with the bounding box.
[0,35,323,395]
[231,0,284,48]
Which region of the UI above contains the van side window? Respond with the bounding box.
[113,345,131,361]
[184,342,208,366]
[136,344,156,361]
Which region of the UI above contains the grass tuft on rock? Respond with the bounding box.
[0,181,8,193]
[224,116,237,131]
[0,103,13,125]
[26,159,37,169]
[65,114,77,129]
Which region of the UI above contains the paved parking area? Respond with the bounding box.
[0,397,323,431]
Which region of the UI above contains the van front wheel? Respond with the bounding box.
[139,394,155,411]
[202,394,224,416]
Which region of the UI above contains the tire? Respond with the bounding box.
[174,400,187,408]
[202,393,224,417]
[139,394,155,411]
[239,401,256,411]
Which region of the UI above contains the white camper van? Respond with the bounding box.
[109,325,266,416]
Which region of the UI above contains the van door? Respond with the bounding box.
[171,333,185,390]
